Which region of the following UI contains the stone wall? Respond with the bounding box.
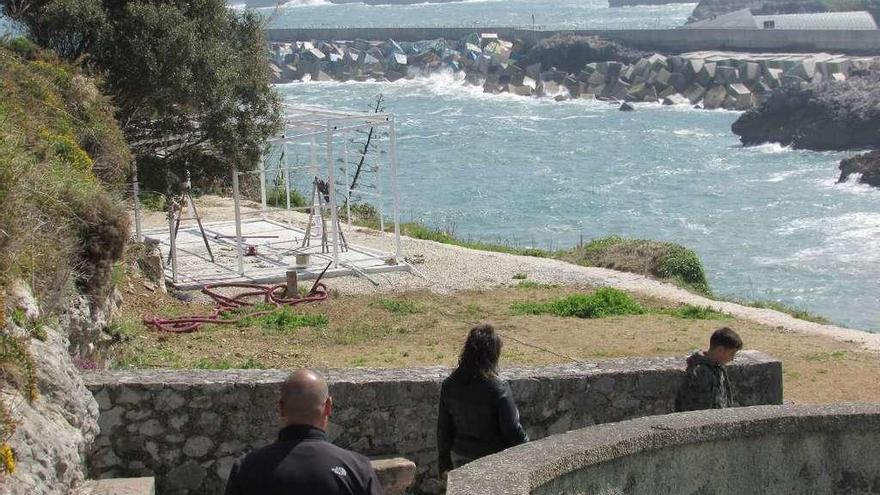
[447,403,880,495]
[266,27,880,54]
[82,351,781,494]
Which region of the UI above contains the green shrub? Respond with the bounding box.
[139,191,167,212]
[512,288,645,319]
[512,273,528,280]
[556,236,711,295]
[266,186,307,209]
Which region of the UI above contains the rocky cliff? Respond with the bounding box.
[1,283,103,495]
[731,74,880,151]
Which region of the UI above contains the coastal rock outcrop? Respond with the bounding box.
[838,150,880,187]
[731,74,880,150]
[2,282,101,495]
[522,34,648,74]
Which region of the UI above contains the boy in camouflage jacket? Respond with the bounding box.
[675,327,743,412]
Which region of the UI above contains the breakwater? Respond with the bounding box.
[266,27,880,54]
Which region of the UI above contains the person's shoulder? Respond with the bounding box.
[324,443,375,476]
[236,441,288,469]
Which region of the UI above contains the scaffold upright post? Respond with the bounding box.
[132,160,142,242]
[232,166,245,276]
[259,153,267,215]
[389,117,402,260]
[284,144,291,211]
[326,125,340,268]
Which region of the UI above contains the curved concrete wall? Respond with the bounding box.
[447,403,880,495]
[83,352,780,494]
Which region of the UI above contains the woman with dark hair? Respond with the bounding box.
[437,324,529,475]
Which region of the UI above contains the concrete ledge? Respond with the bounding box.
[78,477,155,495]
[82,352,781,494]
[447,403,880,494]
[371,457,416,495]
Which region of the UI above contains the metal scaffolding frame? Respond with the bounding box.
[224,104,404,279]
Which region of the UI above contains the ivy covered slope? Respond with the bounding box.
[0,39,129,491]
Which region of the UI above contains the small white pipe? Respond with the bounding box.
[344,138,351,229]
[389,117,403,260]
[259,153,267,215]
[326,126,340,268]
[284,144,291,211]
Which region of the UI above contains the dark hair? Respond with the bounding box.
[709,327,743,350]
[456,324,503,379]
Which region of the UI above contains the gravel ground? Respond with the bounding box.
[139,196,880,352]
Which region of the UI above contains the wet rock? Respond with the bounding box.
[838,150,880,187]
[619,102,635,111]
[732,74,880,150]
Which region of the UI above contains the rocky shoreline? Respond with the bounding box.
[732,73,880,151]
[269,34,880,111]
[839,151,880,188]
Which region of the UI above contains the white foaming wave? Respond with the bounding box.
[227,2,247,8]
[278,0,331,7]
[772,212,880,266]
[824,174,880,196]
[672,129,713,138]
[748,142,793,154]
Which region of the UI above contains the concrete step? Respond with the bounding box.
[371,457,416,495]
[78,477,155,495]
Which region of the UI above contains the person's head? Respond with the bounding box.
[706,327,743,365]
[456,324,503,378]
[278,369,332,430]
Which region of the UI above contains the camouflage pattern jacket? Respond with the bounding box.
[674,351,734,412]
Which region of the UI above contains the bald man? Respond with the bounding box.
[225,369,383,495]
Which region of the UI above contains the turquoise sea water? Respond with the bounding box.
[276,75,880,331]
[260,0,696,29]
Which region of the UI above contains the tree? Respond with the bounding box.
[2,0,282,192]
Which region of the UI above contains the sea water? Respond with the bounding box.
[276,74,880,331]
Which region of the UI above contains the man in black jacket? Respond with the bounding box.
[225,369,383,495]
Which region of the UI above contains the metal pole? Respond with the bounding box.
[344,138,351,229]
[389,117,402,260]
[326,126,340,268]
[167,200,178,284]
[232,166,245,276]
[132,160,143,242]
[378,140,385,233]
[283,144,291,211]
[259,153,267,215]
[309,137,318,178]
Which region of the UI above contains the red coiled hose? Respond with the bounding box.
[143,281,329,334]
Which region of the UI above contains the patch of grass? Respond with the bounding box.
[512,288,645,319]
[512,273,528,280]
[804,350,847,363]
[556,236,711,296]
[244,307,328,334]
[666,305,730,320]
[327,322,410,345]
[515,280,560,289]
[374,298,421,315]
[107,318,143,342]
[745,300,831,325]
[193,357,266,369]
[113,346,185,369]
